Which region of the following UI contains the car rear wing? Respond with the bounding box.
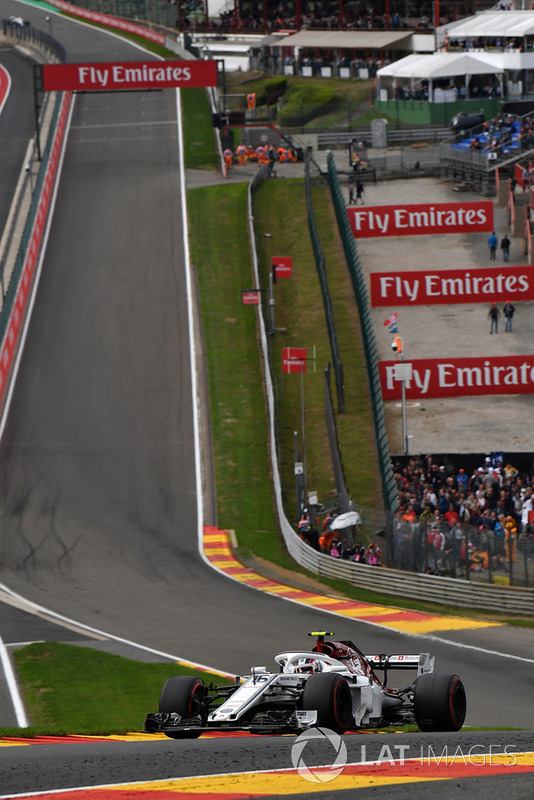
[365,653,434,676]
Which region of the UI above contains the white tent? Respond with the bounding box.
[377,51,504,79]
[441,10,534,39]
[377,51,504,102]
[274,30,412,50]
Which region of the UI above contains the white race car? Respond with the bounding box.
[144,632,467,738]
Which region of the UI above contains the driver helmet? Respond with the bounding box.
[295,657,322,674]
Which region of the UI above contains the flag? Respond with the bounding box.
[383,313,398,334]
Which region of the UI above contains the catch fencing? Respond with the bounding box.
[390,517,534,589]
[304,154,344,412]
[325,151,398,519]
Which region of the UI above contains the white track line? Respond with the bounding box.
[0,633,28,727]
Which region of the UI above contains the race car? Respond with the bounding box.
[144,632,466,738]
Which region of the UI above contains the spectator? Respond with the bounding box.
[503,300,515,332]
[488,301,500,332]
[366,542,382,565]
[501,234,511,261]
[456,467,468,491]
[488,232,498,260]
[444,503,460,527]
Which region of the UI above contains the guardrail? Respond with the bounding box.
[284,535,534,615]
[318,127,451,148]
[2,18,66,63]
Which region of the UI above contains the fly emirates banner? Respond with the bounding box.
[380,356,534,400]
[42,61,217,92]
[348,201,494,237]
[370,266,534,306]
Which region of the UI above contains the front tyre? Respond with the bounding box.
[301,673,353,733]
[159,675,206,739]
[413,672,466,732]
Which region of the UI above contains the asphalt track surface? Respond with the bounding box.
[0,3,532,797]
[1,730,534,798]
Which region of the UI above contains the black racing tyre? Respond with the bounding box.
[159,676,206,739]
[300,673,353,734]
[413,672,467,732]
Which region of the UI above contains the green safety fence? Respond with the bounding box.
[326,151,399,518]
[304,154,344,413]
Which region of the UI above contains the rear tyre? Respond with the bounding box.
[159,676,206,739]
[413,672,466,732]
[300,673,353,733]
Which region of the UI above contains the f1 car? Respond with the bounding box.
[144,632,467,738]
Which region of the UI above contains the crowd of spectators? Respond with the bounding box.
[297,508,382,565]
[446,35,531,53]
[392,453,534,580]
[191,1,442,34]
[454,111,534,161]
[294,450,534,583]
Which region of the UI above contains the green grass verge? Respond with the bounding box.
[253,179,381,515]
[0,643,231,738]
[188,183,282,561]
[188,176,382,568]
[181,88,219,170]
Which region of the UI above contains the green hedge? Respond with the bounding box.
[277,84,337,126]
[260,76,287,106]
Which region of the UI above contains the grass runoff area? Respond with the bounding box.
[2,643,233,737]
[2,41,531,735]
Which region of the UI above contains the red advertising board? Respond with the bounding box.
[282,347,307,373]
[242,290,260,305]
[371,266,534,306]
[380,355,534,400]
[348,201,494,238]
[271,256,293,278]
[41,61,218,92]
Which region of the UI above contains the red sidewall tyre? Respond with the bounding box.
[414,672,467,732]
[301,672,353,733]
[159,675,206,739]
